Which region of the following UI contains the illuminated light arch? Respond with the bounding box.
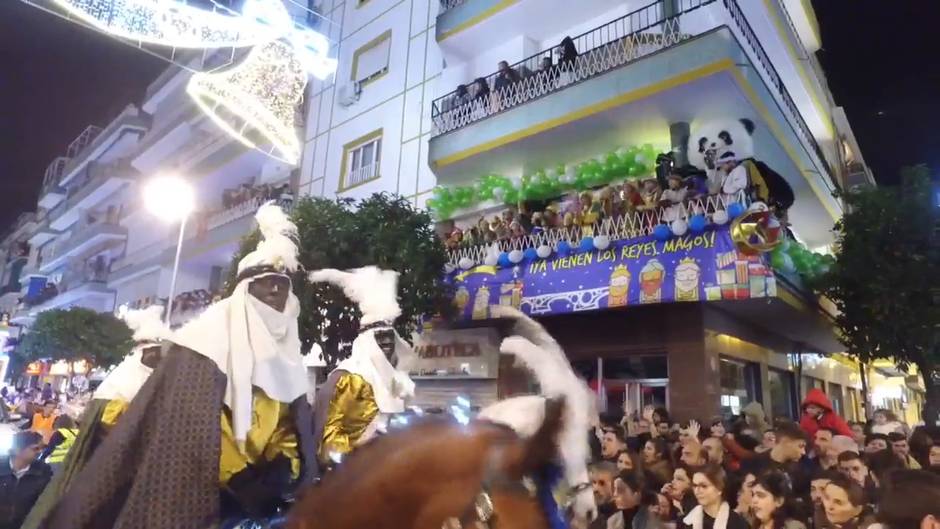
[187,39,307,164]
[50,0,293,48]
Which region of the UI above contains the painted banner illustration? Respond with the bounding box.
[446,226,777,319]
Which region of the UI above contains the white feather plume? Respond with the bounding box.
[307,266,402,325]
[237,201,299,274]
[478,306,598,523]
[122,305,172,343]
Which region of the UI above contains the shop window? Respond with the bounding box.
[340,129,382,190]
[801,375,825,398]
[351,30,391,86]
[719,357,760,416]
[828,383,845,416]
[768,368,796,420]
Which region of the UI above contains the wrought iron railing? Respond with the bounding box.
[447,190,749,265]
[431,0,709,135]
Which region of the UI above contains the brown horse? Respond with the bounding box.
[288,398,566,529]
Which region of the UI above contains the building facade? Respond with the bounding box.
[1,0,907,422]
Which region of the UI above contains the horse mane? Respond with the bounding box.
[290,417,518,529]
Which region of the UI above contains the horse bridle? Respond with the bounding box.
[442,448,590,529]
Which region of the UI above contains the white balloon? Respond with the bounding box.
[458,257,475,270]
[444,263,456,274]
[593,235,610,250]
[536,245,552,259]
[484,254,499,266]
[492,187,506,200]
[635,153,648,165]
[671,219,688,236]
[508,249,524,264]
[712,210,729,225]
[545,167,558,179]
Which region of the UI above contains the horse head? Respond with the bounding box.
[287,398,567,529]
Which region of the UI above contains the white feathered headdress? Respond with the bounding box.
[123,305,172,343]
[307,266,401,325]
[236,201,299,279]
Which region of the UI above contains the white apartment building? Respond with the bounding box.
[10,58,297,326]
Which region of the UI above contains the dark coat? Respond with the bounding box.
[0,457,53,529]
[42,345,315,529]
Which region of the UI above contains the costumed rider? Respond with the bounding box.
[21,305,171,529]
[42,202,315,529]
[308,266,416,470]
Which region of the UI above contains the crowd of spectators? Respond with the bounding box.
[220,182,293,210]
[583,390,940,529]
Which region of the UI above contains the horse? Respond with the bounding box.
[287,397,567,529]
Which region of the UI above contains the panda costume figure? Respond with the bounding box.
[686,117,795,212]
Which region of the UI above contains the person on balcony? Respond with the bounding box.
[715,150,749,202]
[494,60,523,92]
[470,77,490,103]
[557,36,579,71]
[446,84,470,112]
[660,174,688,222]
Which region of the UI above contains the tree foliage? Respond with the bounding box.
[225,193,454,366]
[19,307,135,368]
[818,165,940,417]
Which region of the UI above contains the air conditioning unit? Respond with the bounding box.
[337,82,362,107]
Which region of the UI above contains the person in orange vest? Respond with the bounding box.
[26,400,59,444]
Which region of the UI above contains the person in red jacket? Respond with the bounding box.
[800,388,853,439]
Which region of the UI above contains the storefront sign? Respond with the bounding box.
[25,361,44,375]
[411,328,500,378]
[447,226,775,319]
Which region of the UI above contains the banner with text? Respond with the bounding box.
[447,226,776,319]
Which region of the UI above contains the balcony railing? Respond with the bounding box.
[431,0,840,193]
[42,156,69,192]
[447,190,749,265]
[431,0,706,135]
[346,163,379,189]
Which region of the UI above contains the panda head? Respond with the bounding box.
[686,118,756,171]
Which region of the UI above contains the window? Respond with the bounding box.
[719,357,760,416]
[828,383,844,416]
[351,30,391,86]
[767,368,796,420]
[340,129,382,190]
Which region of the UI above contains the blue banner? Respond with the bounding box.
[446,226,776,319]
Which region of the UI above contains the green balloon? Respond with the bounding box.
[770,250,788,270]
[586,159,602,173]
[628,163,645,177]
[555,163,567,176]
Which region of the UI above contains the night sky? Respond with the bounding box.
[0,1,937,230]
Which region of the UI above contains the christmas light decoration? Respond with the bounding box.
[50,0,292,48]
[187,39,307,164]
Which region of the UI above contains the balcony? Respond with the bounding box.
[13,263,113,323]
[429,0,842,249]
[38,157,69,210]
[58,106,150,187]
[49,161,135,231]
[39,221,127,274]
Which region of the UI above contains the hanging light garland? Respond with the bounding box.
[50,0,291,48]
[187,39,308,164]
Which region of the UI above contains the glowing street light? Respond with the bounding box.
[143,175,195,323]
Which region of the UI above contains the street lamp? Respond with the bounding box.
[143,175,195,324]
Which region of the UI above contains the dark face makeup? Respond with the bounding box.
[248,274,291,312]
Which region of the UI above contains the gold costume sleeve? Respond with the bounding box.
[100,399,129,429]
[219,388,301,486]
[319,373,379,463]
